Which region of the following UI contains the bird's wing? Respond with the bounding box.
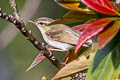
[45,24,80,45]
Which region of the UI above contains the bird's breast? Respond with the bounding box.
[41,31,74,51]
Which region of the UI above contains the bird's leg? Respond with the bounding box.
[46,45,67,52]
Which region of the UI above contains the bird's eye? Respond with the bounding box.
[39,22,44,25]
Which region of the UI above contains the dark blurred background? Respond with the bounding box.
[0,0,68,80]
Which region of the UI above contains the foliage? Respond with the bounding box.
[50,0,120,80]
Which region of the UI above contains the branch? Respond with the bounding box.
[0,0,41,50]
[0,1,64,68]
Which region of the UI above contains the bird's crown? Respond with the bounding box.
[29,17,54,26]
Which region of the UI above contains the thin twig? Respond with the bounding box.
[0,1,64,68]
[9,0,20,21]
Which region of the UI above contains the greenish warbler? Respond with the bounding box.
[29,17,91,51]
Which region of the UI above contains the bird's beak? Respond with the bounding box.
[28,20,35,24]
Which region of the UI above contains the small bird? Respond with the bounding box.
[29,17,91,51]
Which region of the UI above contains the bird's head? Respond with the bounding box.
[28,17,54,30]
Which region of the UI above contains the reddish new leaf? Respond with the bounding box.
[72,24,90,31]
[98,21,120,49]
[26,53,45,72]
[72,19,96,31]
[81,0,118,15]
[26,45,57,71]
[75,18,114,53]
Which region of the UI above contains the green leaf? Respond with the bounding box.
[48,10,96,25]
[86,31,120,80]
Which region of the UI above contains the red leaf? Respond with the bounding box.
[98,21,120,49]
[75,18,114,53]
[26,53,45,72]
[81,0,118,15]
[72,24,90,31]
